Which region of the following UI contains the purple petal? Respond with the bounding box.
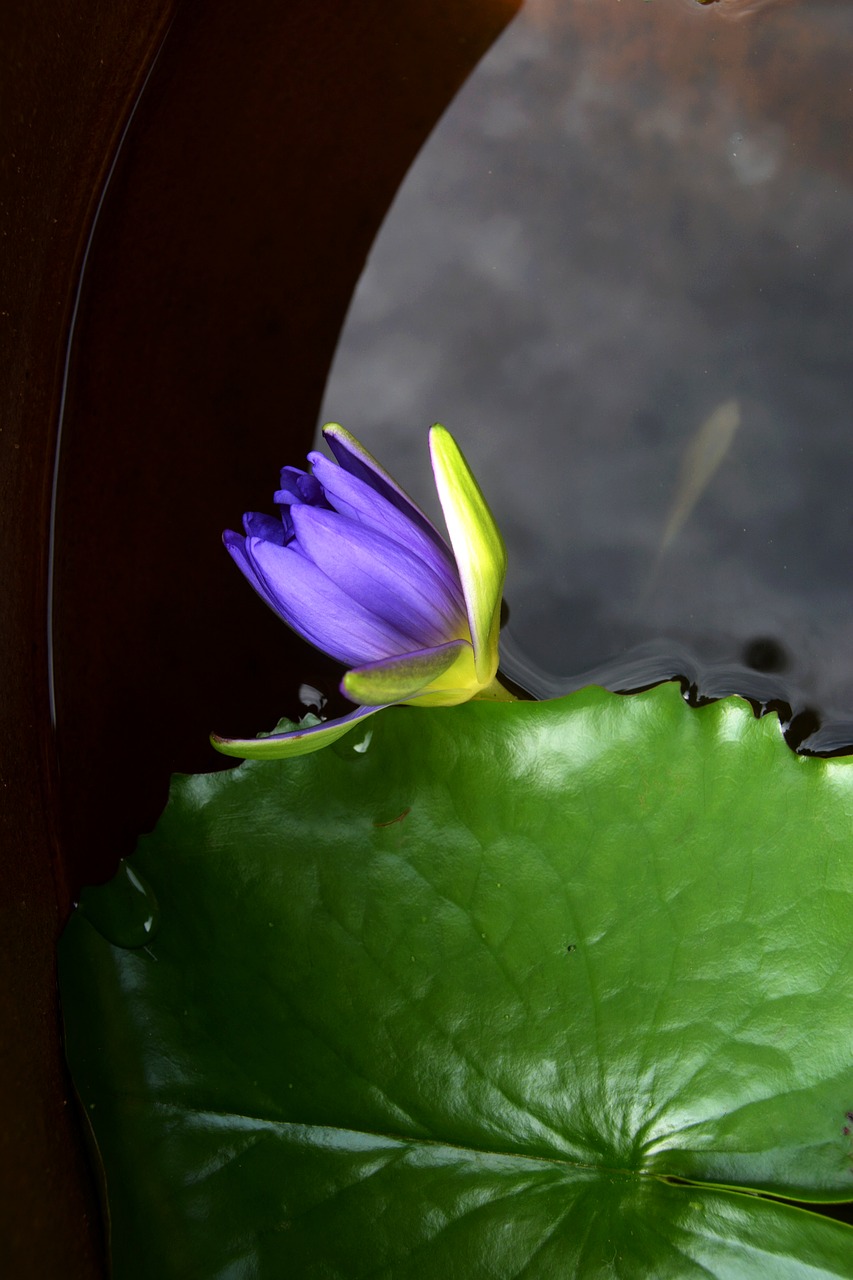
[308,453,459,586]
[290,506,467,647]
[245,537,415,666]
[322,424,448,554]
[276,467,307,502]
[223,528,249,564]
[223,530,289,616]
[297,473,326,505]
[276,467,328,508]
[243,511,287,545]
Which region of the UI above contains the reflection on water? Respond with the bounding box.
[319,0,853,751]
[652,399,741,570]
[694,0,796,16]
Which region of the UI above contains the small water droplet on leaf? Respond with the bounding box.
[78,861,160,949]
[332,725,374,759]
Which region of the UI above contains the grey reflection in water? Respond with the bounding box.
[318,0,853,747]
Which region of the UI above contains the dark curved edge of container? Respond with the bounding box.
[0,1,520,1273]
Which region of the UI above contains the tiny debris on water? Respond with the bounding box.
[694,0,793,13]
[373,807,411,828]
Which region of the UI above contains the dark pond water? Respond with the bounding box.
[318,0,853,752]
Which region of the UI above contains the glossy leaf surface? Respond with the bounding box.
[60,684,853,1276]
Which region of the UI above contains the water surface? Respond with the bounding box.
[319,0,853,751]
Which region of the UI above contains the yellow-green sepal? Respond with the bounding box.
[210,705,382,760]
[429,425,506,687]
[342,640,472,706]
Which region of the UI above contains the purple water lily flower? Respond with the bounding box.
[213,424,512,758]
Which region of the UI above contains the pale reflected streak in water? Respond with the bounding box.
[656,400,741,562]
[528,0,796,25]
[699,0,796,18]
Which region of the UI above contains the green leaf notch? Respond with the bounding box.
[60,683,853,1276]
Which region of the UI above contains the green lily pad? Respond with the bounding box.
[60,683,853,1276]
